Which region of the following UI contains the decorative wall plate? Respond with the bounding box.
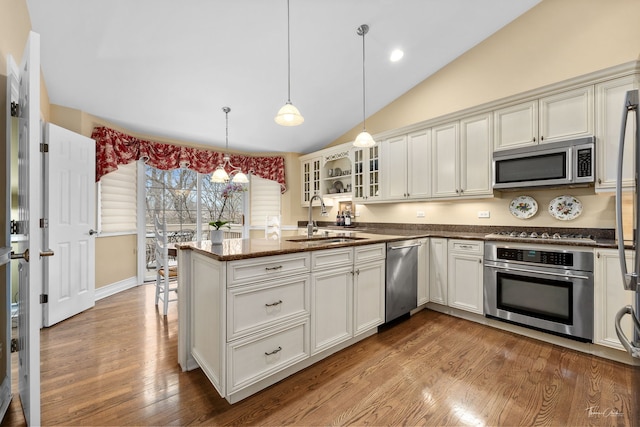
[548,195,583,220]
[509,195,538,219]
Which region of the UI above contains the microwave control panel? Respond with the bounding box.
[576,148,592,178]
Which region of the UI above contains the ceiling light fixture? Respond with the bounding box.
[390,48,404,62]
[354,24,375,148]
[275,0,304,126]
[211,107,249,184]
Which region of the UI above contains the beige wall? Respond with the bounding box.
[322,0,640,229]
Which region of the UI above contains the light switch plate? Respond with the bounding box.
[416,211,425,218]
[477,210,490,218]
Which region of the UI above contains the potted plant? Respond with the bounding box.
[208,182,245,244]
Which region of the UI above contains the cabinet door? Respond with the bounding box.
[301,156,321,206]
[417,238,429,306]
[493,100,538,150]
[352,148,366,201]
[382,135,408,200]
[460,113,492,197]
[539,86,594,144]
[431,122,459,198]
[366,144,382,201]
[429,238,448,305]
[447,253,484,314]
[594,249,635,351]
[310,266,353,354]
[354,259,385,335]
[407,129,431,199]
[595,76,638,191]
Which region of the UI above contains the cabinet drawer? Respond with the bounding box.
[228,253,311,286]
[227,275,310,340]
[312,247,353,269]
[448,240,483,254]
[227,319,309,393]
[355,243,386,263]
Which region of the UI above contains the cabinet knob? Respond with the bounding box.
[541,136,544,141]
[533,137,536,142]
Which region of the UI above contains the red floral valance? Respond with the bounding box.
[92,126,286,192]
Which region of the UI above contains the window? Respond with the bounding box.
[98,161,137,234]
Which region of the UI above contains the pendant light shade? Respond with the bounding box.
[353,24,375,148]
[275,0,304,126]
[211,107,248,183]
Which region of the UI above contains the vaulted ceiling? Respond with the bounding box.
[26,0,540,154]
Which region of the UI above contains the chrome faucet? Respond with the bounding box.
[307,194,327,237]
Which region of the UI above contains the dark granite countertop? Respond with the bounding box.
[177,223,625,262]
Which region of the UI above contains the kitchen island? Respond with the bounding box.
[176,232,405,403]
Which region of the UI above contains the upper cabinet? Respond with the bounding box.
[322,148,352,197]
[494,86,594,151]
[300,155,321,206]
[352,143,382,202]
[431,113,492,199]
[381,130,431,201]
[595,75,639,191]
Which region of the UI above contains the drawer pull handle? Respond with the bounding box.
[265,346,282,356]
[265,265,283,271]
[459,245,474,249]
[265,300,283,307]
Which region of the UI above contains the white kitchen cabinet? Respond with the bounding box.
[594,249,636,351]
[300,155,321,206]
[431,122,459,198]
[417,238,429,306]
[353,248,386,336]
[447,240,484,314]
[494,86,594,151]
[382,129,431,201]
[595,75,639,191]
[431,114,492,199]
[322,146,352,197]
[311,264,353,354]
[429,238,448,305]
[352,143,382,202]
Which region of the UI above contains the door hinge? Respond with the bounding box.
[11,338,18,353]
[40,143,49,153]
[10,102,19,117]
[40,294,48,304]
[40,218,48,228]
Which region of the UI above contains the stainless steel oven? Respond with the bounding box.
[484,242,594,342]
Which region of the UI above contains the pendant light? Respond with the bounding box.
[275,0,304,126]
[353,24,375,148]
[211,107,249,184]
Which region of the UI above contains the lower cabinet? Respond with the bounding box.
[311,265,353,354]
[594,249,636,351]
[447,240,484,314]
[429,238,448,305]
[354,257,386,335]
[417,238,429,306]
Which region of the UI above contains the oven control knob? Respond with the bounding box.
[519,232,528,238]
[530,232,538,238]
[541,232,550,239]
[552,233,561,239]
[509,231,518,237]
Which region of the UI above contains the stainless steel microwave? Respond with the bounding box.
[493,136,595,189]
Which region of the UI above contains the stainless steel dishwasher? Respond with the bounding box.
[385,239,420,323]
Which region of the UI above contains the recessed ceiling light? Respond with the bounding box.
[390,49,404,62]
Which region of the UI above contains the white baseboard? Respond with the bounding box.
[95,276,139,301]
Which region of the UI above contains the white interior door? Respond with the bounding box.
[43,124,96,327]
[12,31,42,427]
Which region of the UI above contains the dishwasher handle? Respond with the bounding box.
[389,243,422,251]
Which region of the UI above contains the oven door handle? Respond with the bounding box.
[484,264,590,280]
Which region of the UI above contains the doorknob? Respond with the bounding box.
[89,229,98,236]
[11,249,29,262]
[40,250,55,258]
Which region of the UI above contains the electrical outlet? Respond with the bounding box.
[416,211,425,218]
[477,210,490,218]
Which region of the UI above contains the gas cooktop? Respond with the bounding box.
[484,230,596,243]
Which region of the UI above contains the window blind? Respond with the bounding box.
[99,161,137,233]
[250,175,281,226]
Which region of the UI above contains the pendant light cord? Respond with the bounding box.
[223,106,230,151]
[358,24,369,132]
[287,0,292,103]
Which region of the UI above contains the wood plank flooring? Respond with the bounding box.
[1,283,639,426]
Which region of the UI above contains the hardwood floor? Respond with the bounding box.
[2,283,639,426]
